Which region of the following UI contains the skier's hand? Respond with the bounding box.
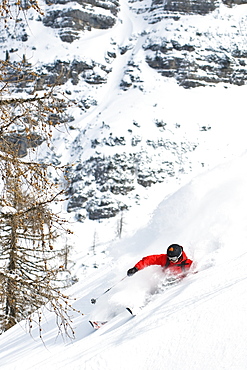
[127,267,138,276]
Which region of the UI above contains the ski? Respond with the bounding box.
[89,307,134,330]
[89,320,108,329]
[126,307,134,315]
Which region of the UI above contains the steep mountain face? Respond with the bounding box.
[145,0,247,88]
[1,0,247,221]
[66,140,197,220]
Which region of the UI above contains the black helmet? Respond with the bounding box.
[167,244,183,260]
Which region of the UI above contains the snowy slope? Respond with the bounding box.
[1,151,247,369]
[1,1,247,368]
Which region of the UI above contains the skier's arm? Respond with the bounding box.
[135,254,166,270]
[127,254,165,276]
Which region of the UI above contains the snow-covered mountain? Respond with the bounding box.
[1,0,247,368]
[1,0,247,230]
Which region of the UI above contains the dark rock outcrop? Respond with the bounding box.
[43,0,119,42]
[66,137,197,220]
[0,133,44,157]
[153,0,218,15]
[144,39,247,88]
[86,196,128,220]
[223,0,247,5]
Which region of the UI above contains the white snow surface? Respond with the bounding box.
[1,152,247,369]
[1,1,247,369]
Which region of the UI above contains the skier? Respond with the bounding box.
[89,244,193,329]
[127,244,193,278]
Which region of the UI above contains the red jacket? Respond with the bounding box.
[135,251,193,277]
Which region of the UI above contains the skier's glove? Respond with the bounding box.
[127,267,138,276]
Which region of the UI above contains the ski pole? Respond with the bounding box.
[91,276,127,304]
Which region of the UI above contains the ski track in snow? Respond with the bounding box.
[3,250,247,370]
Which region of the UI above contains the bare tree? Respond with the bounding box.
[0,0,44,24]
[0,57,77,336]
[116,211,125,239]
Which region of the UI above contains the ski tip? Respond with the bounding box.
[89,320,95,328]
[89,320,108,329]
[126,307,133,315]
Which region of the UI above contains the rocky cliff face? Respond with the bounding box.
[144,0,247,88]
[66,139,197,220]
[42,0,119,42]
[153,0,218,15]
[1,0,247,221]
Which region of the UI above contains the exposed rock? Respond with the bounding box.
[86,196,127,220]
[43,1,119,42]
[67,194,88,212]
[137,162,174,187]
[35,59,109,90]
[0,133,44,157]
[66,137,197,219]
[162,0,217,15]
[45,0,119,16]
[92,135,126,147]
[144,38,247,88]
[147,0,218,25]
[223,0,247,5]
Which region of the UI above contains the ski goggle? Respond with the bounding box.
[168,251,182,262]
[168,256,179,262]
